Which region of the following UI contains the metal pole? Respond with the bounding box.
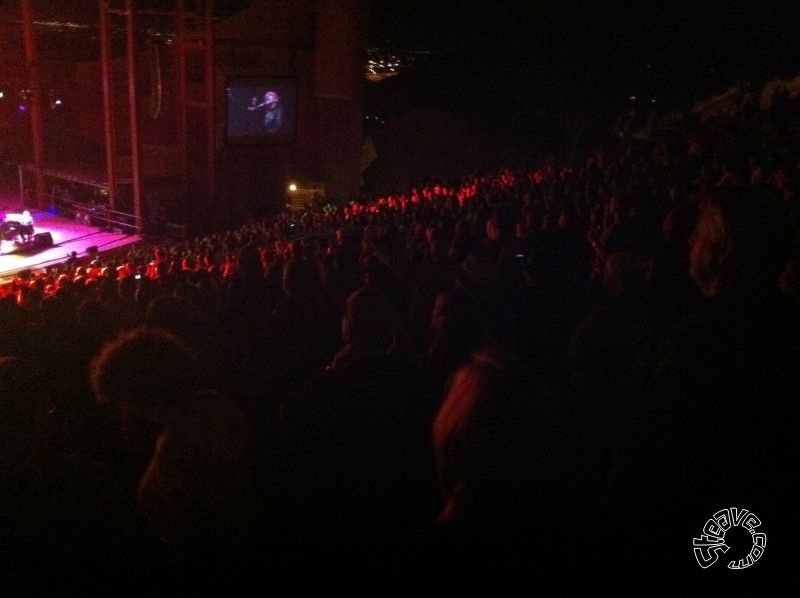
[176,0,189,199]
[18,164,24,206]
[204,0,216,204]
[20,0,47,210]
[99,0,118,212]
[125,0,143,232]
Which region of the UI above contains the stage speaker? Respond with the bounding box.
[33,232,54,248]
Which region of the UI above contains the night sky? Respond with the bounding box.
[367,3,800,112]
[364,2,800,165]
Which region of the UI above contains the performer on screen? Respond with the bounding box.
[248,90,282,133]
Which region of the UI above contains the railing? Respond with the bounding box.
[50,197,141,235]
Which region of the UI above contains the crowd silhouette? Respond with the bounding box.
[2,76,799,589]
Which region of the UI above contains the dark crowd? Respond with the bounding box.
[2,83,800,591]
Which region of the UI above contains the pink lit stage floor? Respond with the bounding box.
[0,200,141,284]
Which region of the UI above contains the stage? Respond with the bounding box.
[0,194,142,284]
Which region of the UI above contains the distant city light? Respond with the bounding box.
[365,48,431,81]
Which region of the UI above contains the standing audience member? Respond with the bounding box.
[603,185,799,580]
[429,348,568,577]
[277,286,441,569]
[1,355,164,593]
[564,251,651,501]
[89,327,261,585]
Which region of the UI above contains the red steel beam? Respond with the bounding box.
[20,0,47,209]
[99,0,118,211]
[125,0,143,231]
